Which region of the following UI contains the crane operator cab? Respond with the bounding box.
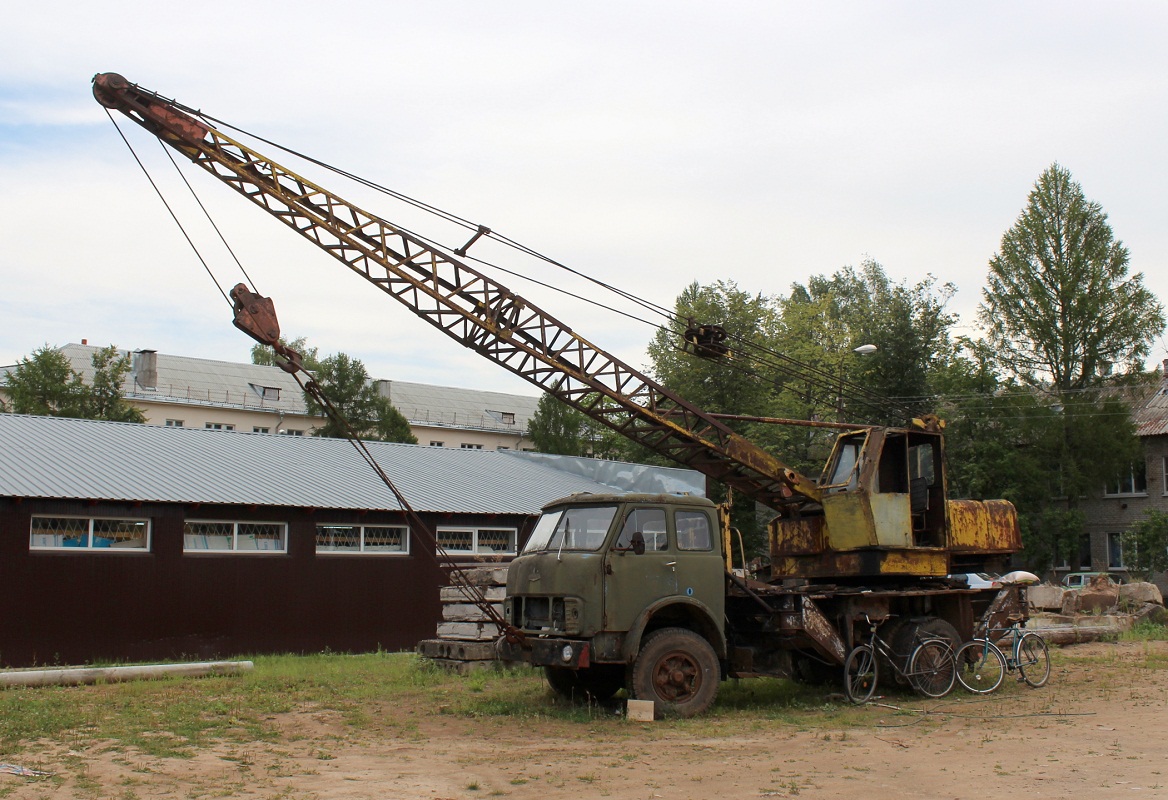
[770,422,1020,580]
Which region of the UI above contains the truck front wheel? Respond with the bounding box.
[630,627,719,718]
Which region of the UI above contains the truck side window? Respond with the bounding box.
[616,508,668,552]
[676,511,712,551]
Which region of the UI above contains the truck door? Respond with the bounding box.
[671,509,725,625]
[603,507,676,632]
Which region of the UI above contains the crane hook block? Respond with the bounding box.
[230,283,281,348]
[684,323,729,359]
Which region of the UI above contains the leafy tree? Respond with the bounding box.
[250,336,322,372]
[980,164,1164,393]
[977,164,1165,569]
[528,391,588,456]
[2,345,87,416]
[1121,511,1168,581]
[305,352,417,443]
[780,261,957,427]
[85,345,147,423]
[2,344,144,423]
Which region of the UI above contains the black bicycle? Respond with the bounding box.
[844,616,956,703]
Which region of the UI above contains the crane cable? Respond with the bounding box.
[104,111,520,642]
[147,91,908,420]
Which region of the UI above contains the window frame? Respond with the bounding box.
[315,523,410,555]
[436,525,518,556]
[29,515,151,552]
[1104,461,1148,497]
[183,519,288,554]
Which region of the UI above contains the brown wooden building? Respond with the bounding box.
[0,413,701,668]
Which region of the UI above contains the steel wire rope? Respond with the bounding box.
[182,105,677,324]
[133,84,921,425]
[154,136,260,294]
[104,110,515,638]
[163,93,913,421]
[104,109,232,307]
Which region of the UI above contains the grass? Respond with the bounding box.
[4,629,1165,762]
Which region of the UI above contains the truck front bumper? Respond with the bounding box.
[497,636,591,669]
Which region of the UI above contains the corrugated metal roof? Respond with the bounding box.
[1134,374,1168,437]
[0,413,648,514]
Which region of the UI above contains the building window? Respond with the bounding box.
[316,524,409,554]
[461,443,483,450]
[282,429,304,436]
[496,445,510,450]
[205,422,236,431]
[249,383,281,401]
[436,526,517,555]
[430,441,445,447]
[30,516,150,550]
[1105,462,1147,496]
[165,419,184,427]
[1108,532,1124,570]
[253,426,271,434]
[184,521,287,552]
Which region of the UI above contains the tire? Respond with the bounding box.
[844,645,877,704]
[907,639,955,698]
[1016,632,1050,688]
[890,617,960,686]
[954,639,1006,694]
[630,628,719,718]
[544,664,625,702]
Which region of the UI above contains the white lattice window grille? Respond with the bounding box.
[30,516,150,551]
[184,520,287,553]
[315,524,409,554]
[436,527,516,555]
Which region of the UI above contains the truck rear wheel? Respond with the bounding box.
[630,627,719,718]
[544,665,625,702]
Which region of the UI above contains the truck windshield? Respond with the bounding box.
[522,505,618,553]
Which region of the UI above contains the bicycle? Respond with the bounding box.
[844,615,956,703]
[954,619,1050,693]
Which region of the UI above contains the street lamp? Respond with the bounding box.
[837,344,878,421]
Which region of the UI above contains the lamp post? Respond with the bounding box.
[837,344,878,422]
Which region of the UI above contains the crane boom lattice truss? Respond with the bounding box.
[93,72,821,511]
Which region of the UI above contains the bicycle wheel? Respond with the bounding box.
[1016,632,1050,688]
[844,645,877,704]
[954,639,1006,694]
[908,639,955,698]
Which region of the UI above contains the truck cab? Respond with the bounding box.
[500,492,726,716]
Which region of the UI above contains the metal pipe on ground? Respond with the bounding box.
[0,661,253,688]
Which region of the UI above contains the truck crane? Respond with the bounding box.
[94,73,1025,717]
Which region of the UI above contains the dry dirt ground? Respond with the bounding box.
[4,641,1168,800]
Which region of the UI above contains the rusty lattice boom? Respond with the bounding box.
[93,72,819,512]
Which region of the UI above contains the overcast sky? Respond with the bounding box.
[3,2,1166,395]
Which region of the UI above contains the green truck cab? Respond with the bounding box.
[499,492,726,716]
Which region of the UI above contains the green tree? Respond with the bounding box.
[306,352,417,443]
[2,344,144,423]
[976,164,1165,571]
[250,336,322,372]
[980,164,1164,393]
[528,391,588,456]
[85,345,146,423]
[1121,511,1168,581]
[2,345,87,416]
